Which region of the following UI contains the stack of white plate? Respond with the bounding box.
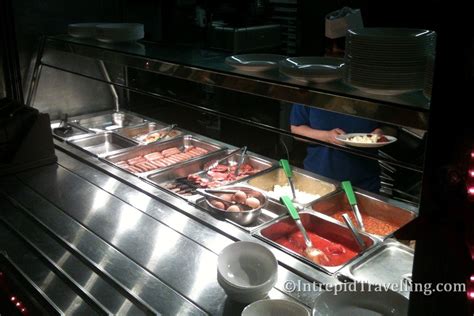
[68,23,100,38]
[279,57,345,83]
[344,28,436,95]
[95,23,144,43]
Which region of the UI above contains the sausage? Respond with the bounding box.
[143,162,157,170]
[161,147,180,156]
[194,147,209,154]
[153,160,167,168]
[125,166,141,173]
[128,157,147,165]
[145,152,163,160]
[135,162,152,171]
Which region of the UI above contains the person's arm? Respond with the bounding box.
[291,124,346,145]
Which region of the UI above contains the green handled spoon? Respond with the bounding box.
[280,159,297,200]
[280,196,328,264]
[341,181,365,231]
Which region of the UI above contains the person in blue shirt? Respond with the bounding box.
[290,104,382,193]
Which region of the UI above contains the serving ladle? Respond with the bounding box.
[280,196,329,264]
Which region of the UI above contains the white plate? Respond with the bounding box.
[312,283,408,316]
[279,57,344,83]
[225,54,287,72]
[336,133,397,147]
[347,27,435,39]
[243,299,310,316]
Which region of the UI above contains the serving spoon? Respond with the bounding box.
[280,196,329,264]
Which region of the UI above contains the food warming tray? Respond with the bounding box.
[50,121,93,141]
[309,190,417,240]
[67,132,139,157]
[253,210,376,274]
[195,197,287,231]
[114,122,168,139]
[115,122,184,144]
[71,111,146,131]
[337,239,413,298]
[246,167,337,207]
[102,135,226,176]
[146,149,276,203]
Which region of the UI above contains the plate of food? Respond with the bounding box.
[336,133,397,148]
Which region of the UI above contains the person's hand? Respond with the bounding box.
[372,128,384,135]
[324,128,345,145]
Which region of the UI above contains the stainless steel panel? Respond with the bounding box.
[0,177,206,316]
[72,111,147,131]
[68,132,139,157]
[0,221,101,315]
[254,210,376,274]
[31,50,114,120]
[309,190,417,239]
[247,167,337,207]
[195,197,286,231]
[338,239,413,297]
[147,149,276,202]
[8,167,228,314]
[0,198,148,315]
[103,135,226,176]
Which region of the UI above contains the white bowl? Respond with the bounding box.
[218,273,272,303]
[242,299,310,316]
[217,241,278,303]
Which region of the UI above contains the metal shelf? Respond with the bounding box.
[38,35,430,130]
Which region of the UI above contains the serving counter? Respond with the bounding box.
[0,108,418,315]
[0,149,329,315]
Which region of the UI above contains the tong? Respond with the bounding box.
[55,113,73,134]
[341,181,365,231]
[138,124,177,143]
[233,146,248,176]
[158,124,177,139]
[200,146,247,175]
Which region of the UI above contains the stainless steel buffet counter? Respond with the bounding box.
[0,110,418,315]
[0,148,339,315]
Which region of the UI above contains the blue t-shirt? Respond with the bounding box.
[290,105,381,192]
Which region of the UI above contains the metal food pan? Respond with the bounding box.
[114,122,168,139]
[337,239,413,297]
[72,111,146,131]
[50,121,93,141]
[195,197,287,231]
[146,149,276,202]
[309,190,417,240]
[68,132,139,157]
[246,168,337,207]
[103,135,226,176]
[253,210,376,274]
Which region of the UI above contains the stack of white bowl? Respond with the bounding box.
[344,28,436,95]
[217,241,278,304]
